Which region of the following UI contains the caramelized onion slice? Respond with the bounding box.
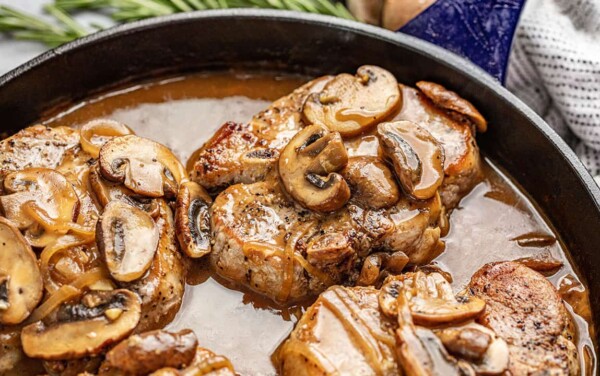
[80,119,134,158]
[96,201,159,282]
[377,121,444,200]
[303,66,401,137]
[279,124,350,212]
[22,289,141,360]
[0,217,43,325]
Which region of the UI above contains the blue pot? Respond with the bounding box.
[399,0,527,83]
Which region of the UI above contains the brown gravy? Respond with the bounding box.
[42,71,596,375]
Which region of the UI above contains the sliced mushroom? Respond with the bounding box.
[99,329,198,375]
[79,119,134,158]
[357,251,409,286]
[0,217,43,325]
[0,168,81,247]
[96,201,159,282]
[305,232,355,267]
[21,289,141,360]
[435,322,509,375]
[175,181,212,259]
[98,135,186,198]
[377,121,444,200]
[341,156,400,209]
[379,272,485,326]
[395,293,476,376]
[279,124,350,212]
[89,165,159,217]
[416,81,487,133]
[303,66,401,137]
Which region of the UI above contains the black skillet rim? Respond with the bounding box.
[1,9,598,206]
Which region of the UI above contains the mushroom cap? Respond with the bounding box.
[341,156,400,210]
[89,165,160,217]
[0,217,43,325]
[174,181,212,258]
[98,135,186,198]
[0,168,80,247]
[377,121,445,200]
[379,272,486,326]
[303,65,401,137]
[278,124,350,212]
[96,201,160,282]
[395,292,476,376]
[435,322,509,375]
[21,289,141,360]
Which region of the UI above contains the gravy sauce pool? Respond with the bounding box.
[42,71,596,375]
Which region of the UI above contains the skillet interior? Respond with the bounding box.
[0,9,598,344]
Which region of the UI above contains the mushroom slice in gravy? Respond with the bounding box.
[416,81,487,133]
[303,65,401,137]
[378,121,445,200]
[21,289,141,360]
[98,135,186,198]
[379,272,485,326]
[89,165,160,217]
[341,156,400,210]
[0,168,82,247]
[79,119,134,158]
[0,217,43,325]
[395,293,477,375]
[279,124,350,212]
[97,200,159,283]
[175,181,212,258]
[435,322,510,375]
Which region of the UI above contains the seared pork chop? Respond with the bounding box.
[191,78,484,208]
[0,125,81,179]
[210,179,443,303]
[278,286,399,376]
[469,261,579,375]
[190,76,332,191]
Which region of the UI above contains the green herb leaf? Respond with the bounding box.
[0,0,355,47]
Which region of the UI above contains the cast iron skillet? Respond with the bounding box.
[0,9,598,343]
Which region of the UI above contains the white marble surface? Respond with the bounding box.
[0,0,112,75]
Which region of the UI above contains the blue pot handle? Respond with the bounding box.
[398,0,527,84]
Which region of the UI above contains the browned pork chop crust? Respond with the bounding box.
[190,76,332,190]
[0,126,82,179]
[469,262,579,375]
[210,180,442,303]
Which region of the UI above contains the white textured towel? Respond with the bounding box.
[507,0,600,181]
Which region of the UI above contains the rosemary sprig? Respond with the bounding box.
[0,5,86,47]
[0,0,355,47]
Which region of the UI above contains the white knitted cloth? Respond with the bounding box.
[506,0,600,182]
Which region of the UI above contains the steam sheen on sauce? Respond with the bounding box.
[44,71,596,375]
